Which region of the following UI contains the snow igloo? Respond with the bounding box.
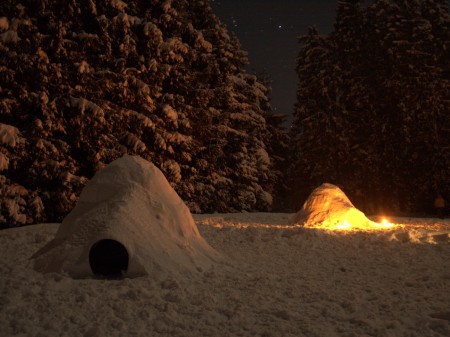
[32,156,221,278]
[291,183,373,230]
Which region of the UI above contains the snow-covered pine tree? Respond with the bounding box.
[290,0,449,214]
[289,26,344,207]
[380,0,450,211]
[361,0,422,211]
[220,71,273,211]
[172,1,275,213]
[255,73,289,211]
[264,110,289,210]
[419,0,450,203]
[0,0,275,227]
[332,0,387,212]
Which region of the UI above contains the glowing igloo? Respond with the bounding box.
[291,183,374,230]
[32,156,220,278]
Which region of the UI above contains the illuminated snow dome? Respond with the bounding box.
[291,183,390,231]
[32,155,221,279]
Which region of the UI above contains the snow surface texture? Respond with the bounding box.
[32,155,221,278]
[1,213,449,337]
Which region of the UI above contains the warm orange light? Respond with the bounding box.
[379,218,394,228]
[306,217,398,232]
[335,219,352,230]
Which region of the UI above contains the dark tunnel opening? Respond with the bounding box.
[89,239,129,278]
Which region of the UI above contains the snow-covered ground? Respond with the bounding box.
[0,213,449,337]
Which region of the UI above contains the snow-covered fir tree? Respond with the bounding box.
[0,0,278,227]
[290,0,450,214]
[255,72,289,211]
[288,26,345,208]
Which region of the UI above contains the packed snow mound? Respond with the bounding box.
[32,155,221,278]
[291,183,373,229]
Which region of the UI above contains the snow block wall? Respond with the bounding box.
[291,183,372,229]
[32,156,221,278]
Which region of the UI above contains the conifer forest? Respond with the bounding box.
[0,0,449,227]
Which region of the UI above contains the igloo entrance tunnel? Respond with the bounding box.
[32,155,221,279]
[89,239,129,277]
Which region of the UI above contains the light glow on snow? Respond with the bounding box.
[377,218,394,228]
[335,219,352,230]
[307,217,399,232]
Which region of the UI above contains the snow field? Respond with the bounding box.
[0,213,449,337]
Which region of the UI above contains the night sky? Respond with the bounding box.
[211,0,338,121]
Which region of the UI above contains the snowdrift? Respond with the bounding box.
[291,183,373,229]
[32,155,220,278]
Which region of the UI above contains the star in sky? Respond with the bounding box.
[212,0,337,121]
